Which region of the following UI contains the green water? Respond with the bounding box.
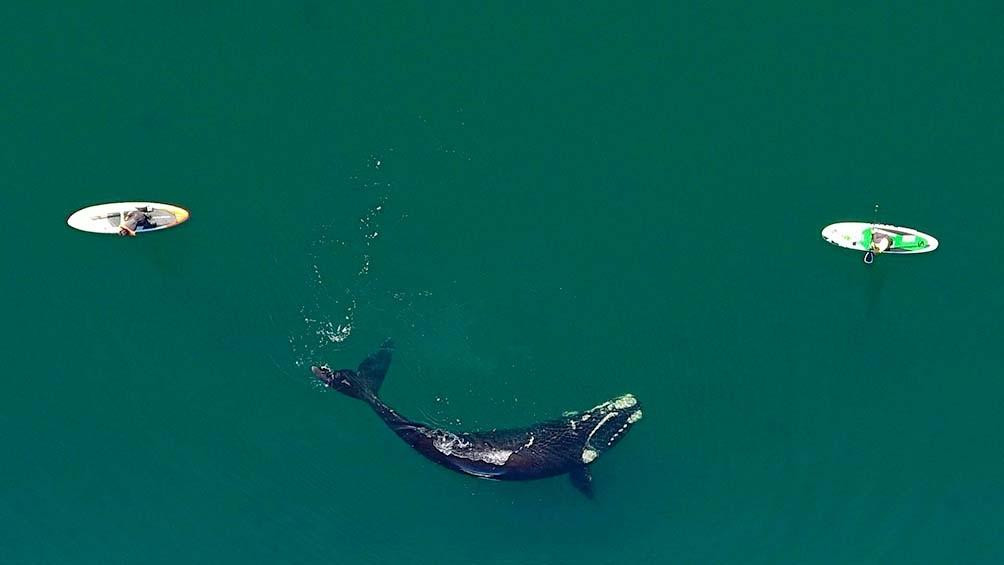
[4,3,1003,563]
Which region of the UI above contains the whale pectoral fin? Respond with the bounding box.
[451,459,506,480]
[569,465,594,499]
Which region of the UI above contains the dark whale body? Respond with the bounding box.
[312,341,643,496]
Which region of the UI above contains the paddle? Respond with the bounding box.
[863,203,879,265]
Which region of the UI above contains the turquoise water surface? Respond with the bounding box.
[3,3,1003,563]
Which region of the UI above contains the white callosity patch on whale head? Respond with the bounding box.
[581,448,598,464]
[588,393,636,413]
[628,409,643,424]
[612,394,637,410]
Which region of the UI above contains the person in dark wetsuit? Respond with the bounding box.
[118,207,155,237]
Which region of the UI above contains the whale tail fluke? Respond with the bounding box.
[312,339,394,400]
[355,338,394,396]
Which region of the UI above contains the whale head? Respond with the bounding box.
[574,394,644,464]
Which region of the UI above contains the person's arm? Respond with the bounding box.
[118,214,137,236]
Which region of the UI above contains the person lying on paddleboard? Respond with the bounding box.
[118,207,154,237]
[870,231,891,254]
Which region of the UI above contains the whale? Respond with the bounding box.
[311,340,643,496]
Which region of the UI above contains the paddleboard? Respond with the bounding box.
[67,202,190,234]
[821,222,938,254]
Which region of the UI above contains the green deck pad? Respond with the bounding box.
[860,228,929,251]
[859,227,927,251]
[892,233,928,250]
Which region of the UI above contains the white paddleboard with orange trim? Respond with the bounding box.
[67,202,190,234]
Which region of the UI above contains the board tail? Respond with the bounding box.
[312,339,394,400]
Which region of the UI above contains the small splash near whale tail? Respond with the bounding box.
[312,339,393,399]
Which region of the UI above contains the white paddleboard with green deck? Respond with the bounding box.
[821,222,939,255]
